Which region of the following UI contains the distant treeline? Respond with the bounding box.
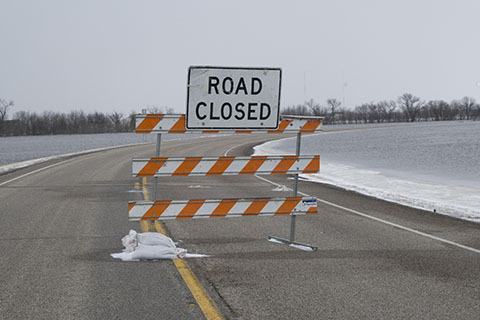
[282,93,480,124]
[0,111,136,136]
[1,94,478,136]
[0,104,174,136]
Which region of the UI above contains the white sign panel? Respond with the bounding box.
[186,66,281,130]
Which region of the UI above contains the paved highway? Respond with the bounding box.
[1,134,479,319]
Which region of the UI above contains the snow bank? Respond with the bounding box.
[300,164,480,223]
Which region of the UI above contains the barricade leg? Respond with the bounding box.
[268,132,317,251]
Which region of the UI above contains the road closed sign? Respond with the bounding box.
[186,66,281,130]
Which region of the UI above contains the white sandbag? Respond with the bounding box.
[111,230,207,261]
[137,232,176,247]
[121,229,138,252]
[111,252,135,261]
[111,243,184,261]
[131,244,178,260]
[112,230,183,261]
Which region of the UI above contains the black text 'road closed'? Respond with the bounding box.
[186,66,281,129]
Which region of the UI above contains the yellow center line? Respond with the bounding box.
[140,175,224,320]
[141,177,150,201]
[139,177,151,232]
[173,259,224,320]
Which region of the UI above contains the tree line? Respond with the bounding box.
[0,109,136,136]
[0,101,174,136]
[1,94,478,136]
[282,93,480,124]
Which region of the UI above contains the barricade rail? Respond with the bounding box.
[128,197,318,221]
[132,155,319,177]
[135,114,323,134]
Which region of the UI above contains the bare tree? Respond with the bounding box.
[282,104,311,115]
[326,98,341,124]
[335,107,348,124]
[458,97,476,120]
[146,105,175,114]
[398,93,423,122]
[0,98,14,120]
[343,109,357,124]
[426,100,450,121]
[354,104,369,123]
[109,112,124,131]
[377,100,397,122]
[326,98,341,115]
[366,102,380,123]
[128,111,137,130]
[473,103,480,120]
[304,99,325,116]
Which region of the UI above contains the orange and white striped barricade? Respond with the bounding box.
[135,114,323,134]
[132,113,323,250]
[132,155,320,177]
[128,197,318,221]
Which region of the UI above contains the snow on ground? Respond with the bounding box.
[272,185,290,192]
[300,164,480,223]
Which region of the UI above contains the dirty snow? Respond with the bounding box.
[272,185,290,192]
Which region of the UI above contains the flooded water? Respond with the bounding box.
[0,132,199,166]
[255,121,480,222]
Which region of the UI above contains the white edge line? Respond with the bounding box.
[0,134,227,186]
[223,141,255,157]
[0,142,154,186]
[0,133,229,178]
[0,157,79,186]
[253,174,480,255]
[233,139,480,255]
[1,142,153,174]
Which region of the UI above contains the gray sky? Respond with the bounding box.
[1,0,479,115]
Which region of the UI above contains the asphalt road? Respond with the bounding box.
[1,133,479,319]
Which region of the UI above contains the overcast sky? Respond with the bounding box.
[1,0,479,115]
